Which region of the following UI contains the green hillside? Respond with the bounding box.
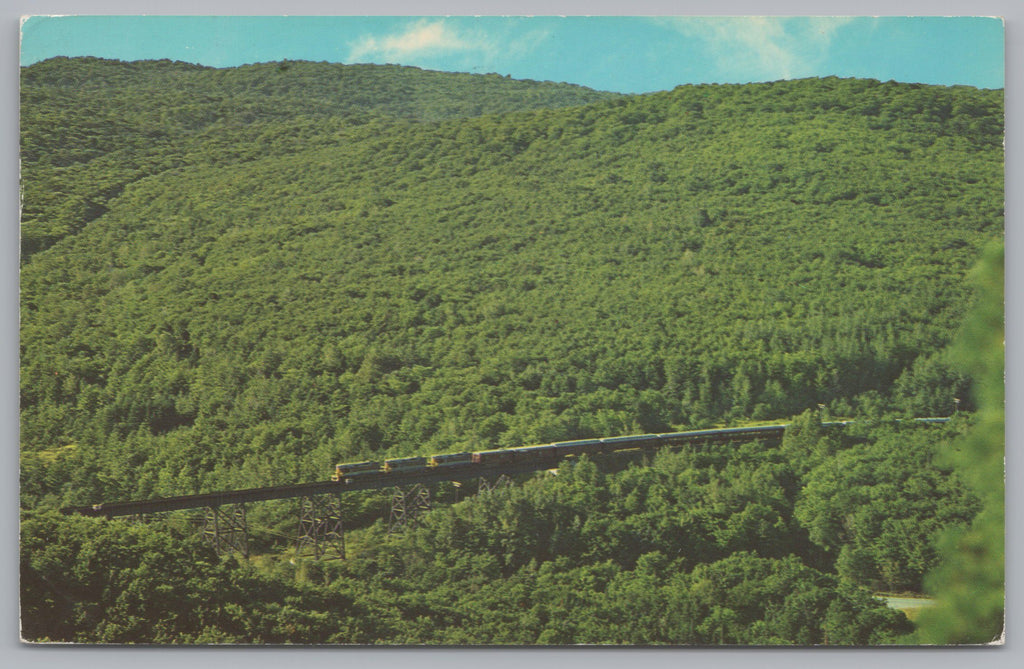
[21,57,620,257]
[19,59,1003,644]
[21,70,1002,502]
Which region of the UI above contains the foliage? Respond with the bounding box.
[20,509,371,643]
[21,57,620,258]
[24,430,938,644]
[916,241,1004,644]
[794,419,978,591]
[20,65,1002,510]
[19,59,1003,644]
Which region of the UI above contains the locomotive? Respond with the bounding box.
[331,423,795,482]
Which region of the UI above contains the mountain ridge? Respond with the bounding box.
[20,68,1002,505]
[20,57,623,258]
[18,58,1004,646]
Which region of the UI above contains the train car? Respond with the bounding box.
[668,429,720,445]
[724,425,787,439]
[332,460,382,481]
[596,434,660,454]
[653,433,685,449]
[472,449,517,465]
[382,456,428,473]
[551,438,605,457]
[644,425,784,450]
[653,431,701,448]
[697,425,783,444]
[428,452,473,468]
[513,442,560,459]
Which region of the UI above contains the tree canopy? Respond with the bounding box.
[20,58,1003,644]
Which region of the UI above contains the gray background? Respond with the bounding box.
[3,1,1019,667]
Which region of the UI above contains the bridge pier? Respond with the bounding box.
[478,474,512,495]
[387,484,431,535]
[296,494,345,560]
[200,503,249,558]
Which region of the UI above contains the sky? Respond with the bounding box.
[20,15,1005,93]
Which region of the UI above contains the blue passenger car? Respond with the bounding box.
[428,452,473,467]
[472,449,516,465]
[332,460,382,480]
[382,456,428,473]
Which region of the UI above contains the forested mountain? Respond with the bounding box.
[19,58,1003,644]
[21,57,620,257]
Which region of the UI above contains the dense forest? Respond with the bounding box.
[20,57,621,258]
[19,58,1003,644]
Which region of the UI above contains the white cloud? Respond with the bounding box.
[658,17,854,81]
[347,19,552,73]
[348,20,483,63]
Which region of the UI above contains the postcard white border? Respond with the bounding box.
[3,2,1019,668]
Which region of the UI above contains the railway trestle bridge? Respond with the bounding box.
[60,420,947,560]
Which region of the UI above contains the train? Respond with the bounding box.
[329,418,947,482]
[331,424,791,482]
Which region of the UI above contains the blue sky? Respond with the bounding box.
[20,15,1004,92]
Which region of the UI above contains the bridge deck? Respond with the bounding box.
[60,419,947,519]
[62,459,561,517]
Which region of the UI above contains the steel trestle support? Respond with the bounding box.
[200,503,249,558]
[387,484,431,535]
[296,494,345,560]
[478,474,512,495]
